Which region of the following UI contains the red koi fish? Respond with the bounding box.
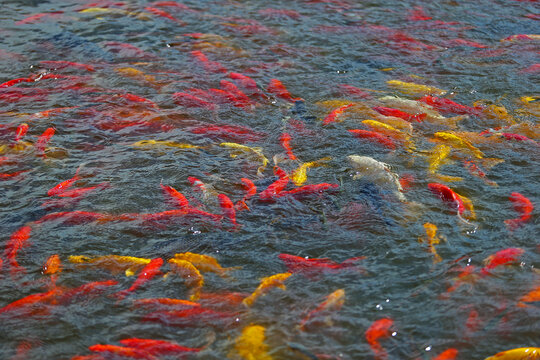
[407,6,432,21]
[235,178,257,211]
[160,183,189,209]
[0,77,33,88]
[15,11,63,25]
[33,210,111,226]
[322,103,354,125]
[259,166,289,201]
[190,50,227,73]
[338,84,372,98]
[229,72,266,99]
[280,132,297,160]
[218,193,238,228]
[58,280,118,305]
[504,192,533,229]
[428,183,465,215]
[279,253,365,274]
[0,88,48,103]
[172,92,216,110]
[432,348,458,360]
[190,124,266,143]
[480,248,524,276]
[39,60,95,72]
[144,6,185,24]
[372,106,426,122]
[0,170,30,180]
[419,95,482,116]
[119,338,201,355]
[115,258,164,299]
[4,225,32,271]
[89,344,157,360]
[14,123,29,142]
[499,132,538,145]
[267,79,303,103]
[132,298,201,310]
[275,183,339,199]
[220,80,253,108]
[0,288,59,316]
[34,127,55,156]
[349,129,396,150]
[365,318,394,360]
[47,167,81,196]
[56,182,109,199]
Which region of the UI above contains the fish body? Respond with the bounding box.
[132,139,201,149]
[432,349,459,360]
[167,258,203,300]
[299,289,345,330]
[236,178,257,210]
[57,182,109,199]
[48,168,81,196]
[505,192,533,229]
[173,252,240,277]
[14,123,29,142]
[428,183,465,215]
[291,157,331,186]
[481,248,524,275]
[365,318,394,360]
[118,338,201,356]
[232,324,273,360]
[427,144,452,175]
[484,347,540,360]
[115,258,163,299]
[242,272,292,307]
[280,132,297,160]
[372,106,426,122]
[387,80,446,96]
[88,344,157,360]
[69,255,151,276]
[160,183,189,209]
[191,124,266,143]
[349,129,396,150]
[259,166,290,201]
[35,127,55,156]
[42,254,62,275]
[419,96,482,116]
[279,253,364,274]
[220,142,268,176]
[0,288,59,315]
[218,193,238,228]
[275,183,339,199]
[322,103,355,125]
[267,79,302,102]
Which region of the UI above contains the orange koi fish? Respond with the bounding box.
[349,129,396,150]
[365,318,395,360]
[419,95,482,116]
[267,79,303,103]
[47,167,82,196]
[160,183,189,209]
[4,225,32,270]
[484,347,540,360]
[132,298,201,310]
[119,338,201,356]
[232,324,273,360]
[42,254,62,275]
[322,103,355,125]
[115,258,163,299]
[504,192,534,230]
[173,252,240,277]
[235,178,257,211]
[57,182,109,199]
[428,183,465,216]
[242,272,292,307]
[14,123,28,142]
[418,223,445,263]
[88,344,157,360]
[0,288,59,316]
[259,166,289,201]
[480,248,524,276]
[34,127,55,156]
[432,348,458,360]
[280,132,297,160]
[167,258,203,301]
[299,289,345,331]
[218,193,238,228]
[517,285,540,308]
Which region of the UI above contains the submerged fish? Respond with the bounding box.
[231,324,273,360]
[242,272,292,307]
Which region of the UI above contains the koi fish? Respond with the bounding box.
[426,144,452,174]
[160,183,189,209]
[68,255,152,276]
[484,347,540,360]
[365,318,394,360]
[34,127,55,156]
[463,160,498,187]
[39,60,95,72]
[115,258,163,299]
[235,178,257,211]
[428,183,465,214]
[290,157,331,186]
[232,324,273,360]
[433,132,505,169]
[347,155,406,202]
[15,11,64,25]
[280,133,297,160]
[131,139,202,150]
[338,84,373,98]
[242,272,292,307]
[419,223,445,263]
[144,6,185,24]
[14,123,29,142]
[517,285,540,308]
[0,288,59,315]
[190,50,227,73]
[118,338,201,356]
[372,106,426,122]
[187,176,217,201]
[349,129,396,150]
[34,210,112,226]
[322,103,355,125]
[480,248,525,276]
[172,92,216,110]
[505,192,534,230]
[228,72,267,99]
[278,253,365,275]
[42,254,62,275]
[218,193,238,228]
[88,344,157,360]
[47,167,82,196]
[441,265,479,298]
[4,225,32,270]
[173,252,240,277]
[220,79,253,108]
[259,166,289,201]
[387,80,446,96]
[432,348,458,360]
[190,124,266,143]
[267,79,303,103]
[142,306,236,327]
[299,289,345,330]
[56,182,110,198]
[361,119,413,150]
[167,258,203,301]
[419,95,482,116]
[219,142,268,176]
[274,183,339,199]
[115,67,159,87]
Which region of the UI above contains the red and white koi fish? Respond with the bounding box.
[259,166,289,201]
[14,123,29,142]
[34,127,55,156]
[119,338,201,356]
[160,183,189,209]
[372,106,426,122]
[115,258,163,299]
[504,192,533,230]
[480,248,525,276]
[218,193,238,228]
[349,129,396,150]
[365,318,395,360]
[267,79,303,103]
[322,103,354,125]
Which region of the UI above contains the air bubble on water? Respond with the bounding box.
[385,299,390,303]
[375,304,383,310]
[166,43,171,47]
[425,346,432,351]
[391,331,397,337]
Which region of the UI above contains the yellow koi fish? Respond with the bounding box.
[230,324,273,360]
[484,347,540,360]
[387,80,446,96]
[68,255,151,276]
[167,258,204,301]
[115,67,159,86]
[220,142,268,177]
[131,139,203,150]
[418,223,445,263]
[362,120,415,151]
[299,289,345,331]
[79,7,151,20]
[242,272,292,307]
[433,132,485,159]
[0,141,33,155]
[173,252,240,277]
[290,157,332,186]
[427,144,452,174]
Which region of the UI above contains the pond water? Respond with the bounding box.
[0,0,538,359]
